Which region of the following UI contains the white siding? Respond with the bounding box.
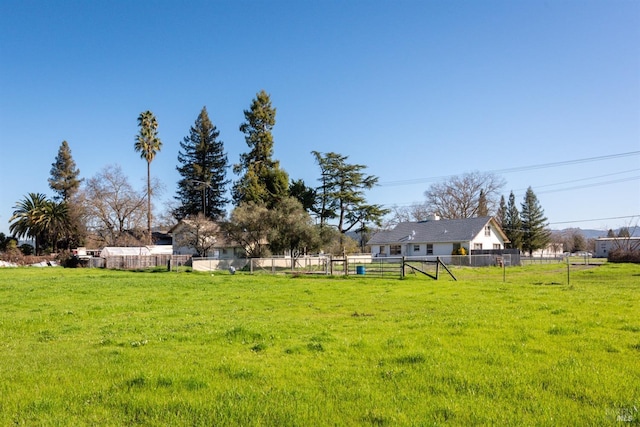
[595,237,640,258]
[469,225,504,250]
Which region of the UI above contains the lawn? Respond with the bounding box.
[0,264,638,425]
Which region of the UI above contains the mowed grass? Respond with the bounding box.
[0,264,638,426]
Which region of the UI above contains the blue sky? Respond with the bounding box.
[1,0,639,237]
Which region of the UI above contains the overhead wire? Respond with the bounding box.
[373,152,640,226]
[379,150,640,187]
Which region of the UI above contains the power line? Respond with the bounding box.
[512,168,640,192]
[549,215,639,225]
[533,176,640,195]
[376,173,639,208]
[379,151,640,187]
[487,151,639,174]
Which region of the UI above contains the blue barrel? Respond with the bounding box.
[356,266,366,275]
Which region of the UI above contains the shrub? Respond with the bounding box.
[19,244,34,255]
[452,247,467,256]
[57,250,79,268]
[608,249,640,263]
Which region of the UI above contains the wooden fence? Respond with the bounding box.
[90,255,192,270]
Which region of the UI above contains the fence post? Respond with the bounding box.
[503,257,506,282]
[401,256,405,278]
[436,257,440,280]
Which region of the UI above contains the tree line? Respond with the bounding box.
[7,89,558,259]
[7,90,388,257]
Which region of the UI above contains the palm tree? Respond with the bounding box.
[134,110,162,244]
[39,200,70,251]
[9,193,48,254]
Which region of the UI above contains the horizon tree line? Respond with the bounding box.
[7,90,595,259]
[6,90,388,256]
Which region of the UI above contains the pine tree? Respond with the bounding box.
[48,140,86,249]
[289,179,316,213]
[49,140,81,201]
[520,186,550,256]
[617,227,630,238]
[311,151,388,247]
[477,189,489,217]
[175,107,229,220]
[232,90,289,207]
[504,191,522,250]
[495,195,507,227]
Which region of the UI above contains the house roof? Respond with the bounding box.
[367,216,507,245]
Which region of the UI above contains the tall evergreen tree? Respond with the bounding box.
[134,110,162,244]
[495,195,507,227]
[520,186,550,256]
[48,140,86,248]
[311,151,388,245]
[617,227,631,238]
[175,107,229,220]
[49,140,81,201]
[289,179,317,213]
[503,191,523,250]
[477,189,489,217]
[232,90,289,207]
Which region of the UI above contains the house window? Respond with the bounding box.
[426,244,433,255]
[493,244,501,250]
[413,244,420,253]
[485,226,491,236]
[474,243,483,250]
[390,245,402,255]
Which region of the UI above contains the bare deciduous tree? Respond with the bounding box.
[82,165,148,246]
[173,213,220,257]
[423,171,505,219]
[384,203,432,229]
[220,202,272,258]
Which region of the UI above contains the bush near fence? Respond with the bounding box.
[608,249,640,263]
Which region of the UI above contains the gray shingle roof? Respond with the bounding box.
[367,216,497,245]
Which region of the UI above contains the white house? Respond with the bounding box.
[367,216,509,257]
[594,237,640,258]
[529,242,564,258]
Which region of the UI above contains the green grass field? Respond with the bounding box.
[0,264,638,426]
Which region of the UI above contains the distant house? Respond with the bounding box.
[594,237,640,258]
[367,216,509,257]
[529,243,564,258]
[169,219,245,259]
